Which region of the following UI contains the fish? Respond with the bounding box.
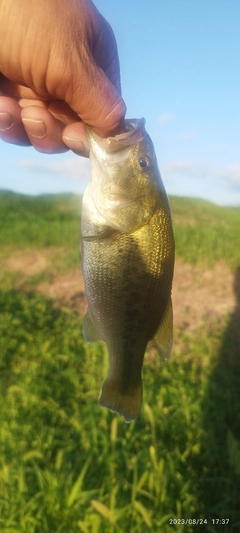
[81,118,174,423]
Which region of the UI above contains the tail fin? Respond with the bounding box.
[99,378,142,423]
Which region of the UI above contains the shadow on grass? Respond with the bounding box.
[2,278,240,531]
[200,267,240,531]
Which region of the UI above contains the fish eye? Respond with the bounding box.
[137,156,151,171]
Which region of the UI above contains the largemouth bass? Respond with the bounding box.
[81,119,174,422]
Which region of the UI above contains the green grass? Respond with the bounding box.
[1,290,240,532]
[0,190,240,531]
[0,191,82,274]
[0,190,81,251]
[170,196,240,270]
[1,191,240,270]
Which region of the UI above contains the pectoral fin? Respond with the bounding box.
[82,308,101,343]
[152,298,173,362]
[82,226,116,241]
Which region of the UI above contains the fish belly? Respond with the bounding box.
[82,207,174,421]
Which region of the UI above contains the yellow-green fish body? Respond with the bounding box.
[81,119,174,422]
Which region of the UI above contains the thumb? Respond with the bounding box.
[64,60,126,137]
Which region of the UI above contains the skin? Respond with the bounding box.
[0,0,126,156]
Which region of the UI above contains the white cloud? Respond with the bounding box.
[220,164,240,187]
[161,160,240,192]
[17,156,91,181]
[162,160,209,179]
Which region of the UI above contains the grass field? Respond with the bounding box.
[0,191,240,532]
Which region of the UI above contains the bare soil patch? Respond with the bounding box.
[1,248,87,315]
[37,271,87,316]
[3,249,49,275]
[172,260,235,331]
[1,249,236,332]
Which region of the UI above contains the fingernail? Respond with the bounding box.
[21,118,46,138]
[0,112,14,131]
[62,135,89,157]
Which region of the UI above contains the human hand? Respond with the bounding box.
[0,0,126,156]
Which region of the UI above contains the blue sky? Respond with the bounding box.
[0,0,240,205]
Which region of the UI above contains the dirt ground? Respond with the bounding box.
[2,249,236,333]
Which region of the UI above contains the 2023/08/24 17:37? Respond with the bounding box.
[168,518,230,525]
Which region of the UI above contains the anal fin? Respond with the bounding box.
[82,307,101,343]
[152,297,173,362]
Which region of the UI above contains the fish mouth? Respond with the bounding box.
[87,119,146,155]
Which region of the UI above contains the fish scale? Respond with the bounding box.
[81,119,174,422]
